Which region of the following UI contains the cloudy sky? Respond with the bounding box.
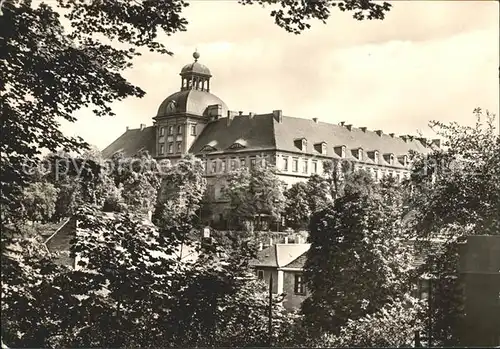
[61,0,499,150]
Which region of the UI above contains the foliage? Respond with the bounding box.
[18,181,59,222]
[284,182,311,230]
[410,109,500,238]
[318,295,425,347]
[410,109,499,345]
[224,166,286,232]
[239,0,391,34]
[152,155,206,240]
[1,205,297,348]
[108,150,163,214]
[302,180,414,335]
[42,149,116,219]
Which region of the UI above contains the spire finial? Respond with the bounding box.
[193,49,200,62]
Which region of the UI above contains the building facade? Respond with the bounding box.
[102,51,437,220]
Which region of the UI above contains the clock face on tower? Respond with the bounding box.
[166,100,177,114]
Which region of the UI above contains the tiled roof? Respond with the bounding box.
[190,114,430,159]
[274,116,430,158]
[251,243,311,268]
[189,114,276,154]
[102,126,156,159]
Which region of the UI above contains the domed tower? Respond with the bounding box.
[154,51,228,159]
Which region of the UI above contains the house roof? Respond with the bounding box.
[274,115,429,157]
[190,114,276,154]
[251,243,311,268]
[102,126,156,159]
[102,113,432,161]
[190,114,430,159]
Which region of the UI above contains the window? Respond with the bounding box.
[211,160,217,174]
[312,161,318,174]
[257,270,264,280]
[283,157,289,171]
[292,158,299,172]
[176,142,182,153]
[160,127,165,137]
[202,160,207,173]
[341,146,346,158]
[294,274,305,295]
[159,144,165,154]
[168,126,173,135]
[231,158,237,171]
[190,124,196,136]
[221,159,227,173]
[302,159,308,174]
[250,157,256,169]
[240,157,246,168]
[168,142,173,154]
[177,125,182,134]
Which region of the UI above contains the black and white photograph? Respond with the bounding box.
[1,0,499,347]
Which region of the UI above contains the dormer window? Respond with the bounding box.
[351,148,363,161]
[201,145,217,152]
[383,153,395,165]
[367,150,379,164]
[294,138,307,151]
[314,142,327,155]
[334,145,346,158]
[229,142,245,150]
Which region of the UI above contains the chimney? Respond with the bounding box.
[345,124,353,131]
[360,127,367,132]
[126,126,129,131]
[227,110,234,126]
[312,117,318,123]
[259,242,263,251]
[400,135,408,142]
[284,237,289,244]
[375,130,383,136]
[432,139,441,148]
[140,123,146,131]
[239,111,243,116]
[339,121,346,126]
[389,133,395,138]
[272,110,283,123]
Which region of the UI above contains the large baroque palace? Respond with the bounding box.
[103,51,438,221]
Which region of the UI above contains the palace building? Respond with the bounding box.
[102,51,438,222]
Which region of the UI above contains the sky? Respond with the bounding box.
[60,0,500,150]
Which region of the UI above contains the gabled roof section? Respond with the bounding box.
[102,126,156,159]
[250,243,311,268]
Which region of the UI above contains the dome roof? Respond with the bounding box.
[156,89,228,118]
[180,62,211,76]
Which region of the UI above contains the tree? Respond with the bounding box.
[302,179,414,335]
[43,149,116,219]
[18,181,59,223]
[317,295,425,347]
[109,150,163,214]
[284,182,311,231]
[152,155,206,240]
[410,109,500,345]
[224,166,286,232]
